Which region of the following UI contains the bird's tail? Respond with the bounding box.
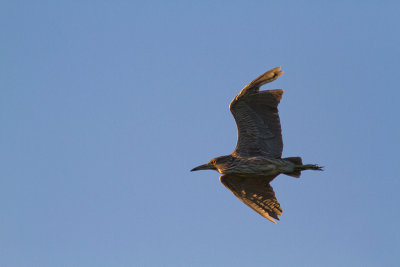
[283,157,303,178]
[284,157,303,165]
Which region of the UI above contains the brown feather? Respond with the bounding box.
[220,174,282,223]
[230,67,284,158]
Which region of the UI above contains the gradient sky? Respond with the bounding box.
[2,1,400,266]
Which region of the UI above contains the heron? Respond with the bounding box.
[191,67,322,223]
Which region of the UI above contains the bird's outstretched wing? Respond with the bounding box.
[229,67,284,158]
[220,174,282,223]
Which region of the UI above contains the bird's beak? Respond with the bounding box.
[191,162,215,172]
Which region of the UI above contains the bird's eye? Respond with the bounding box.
[212,160,216,164]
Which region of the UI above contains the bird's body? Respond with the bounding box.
[191,67,322,223]
[209,155,297,176]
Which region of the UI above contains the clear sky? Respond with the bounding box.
[2,1,400,266]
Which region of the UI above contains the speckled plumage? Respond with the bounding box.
[191,67,322,223]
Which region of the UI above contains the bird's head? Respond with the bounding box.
[191,155,232,173]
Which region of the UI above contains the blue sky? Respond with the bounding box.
[1,1,400,266]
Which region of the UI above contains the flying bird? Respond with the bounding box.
[191,67,322,223]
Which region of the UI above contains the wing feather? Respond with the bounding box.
[230,67,284,158]
[220,174,282,223]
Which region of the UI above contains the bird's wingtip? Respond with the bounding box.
[275,66,284,77]
[267,66,284,80]
[266,215,279,224]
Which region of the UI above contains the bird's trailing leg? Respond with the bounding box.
[283,158,323,178]
[297,164,324,171]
